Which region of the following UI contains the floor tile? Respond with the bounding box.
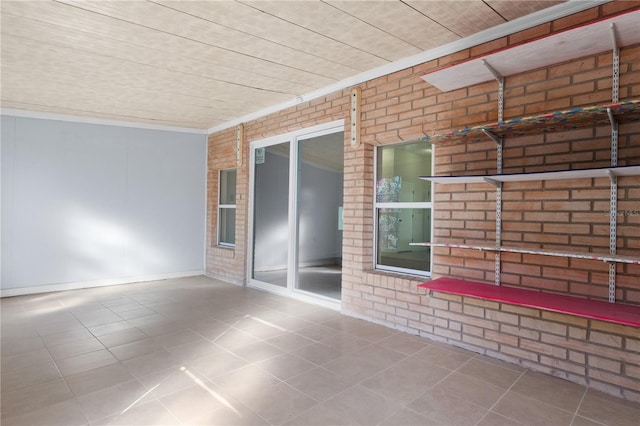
[457,357,524,388]
[264,332,316,353]
[492,390,574,425]
[165,339,224,362]
[361,355,451,403]
[342,322,398,342]
[290,342,342,365]
[1,398,88,426]
[270,316,315,331]
[122,349,181,378]
[255,353,316,381]
[99,297,135,308]
[1,359,63,391]
[137,365,204,401]
[136,322,186,338]
[116,307,157,320]
[55,349,118,376]
[91,399,178,426]
[242,382,317,425]
[577,389,640,426]
[570,415,607,426]
[65,363,135,396]
[322,344,405,383]
[41,328,94,346]
[97,328,149,348]
[152,329,204,348]
[47,337,105,361]
[294,324,341,342]
[412,344,473,370]
[224,339,284,363]
[233,316,289,340]
[434,371,508,408]
[286,367,354,403]
[283,403,354,426]
[477,411,523,426]
[189,318,235,340]
[511,370,586,412]
[1,335,46,356]
[212,327,262,352]
[108,338,164,361]
[88,320,135,337]
[76,379,148,423]
[212,364,281,400]
[187,349,248,380]
[320,385,401,426]
[1,378,74,419]
[1,347,53,371]
[319,332,371,354]
[378,407,432,426]
[160,383,257,426]
[75,310,123,328]
[409,388,489,426]
[377,332,431,355]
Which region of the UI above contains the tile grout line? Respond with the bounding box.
[569,387,590,426]
[474,366,528,426]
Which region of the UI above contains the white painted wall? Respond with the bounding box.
[1,115,206,296]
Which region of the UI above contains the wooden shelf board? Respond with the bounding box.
[421,100,640,146]
[421,10,640,92]
[419,165,640,184]
[418,278,640,327]
[409,242,640,265]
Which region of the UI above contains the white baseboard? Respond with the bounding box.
[0,270,204,298]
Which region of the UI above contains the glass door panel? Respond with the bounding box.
[252,143,290,287]
[296,133,344,300]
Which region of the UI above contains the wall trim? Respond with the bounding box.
[0,108,207,135]
[207,0,609,135]
[0,270,204,298]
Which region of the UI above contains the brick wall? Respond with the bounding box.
[207,3,640,401]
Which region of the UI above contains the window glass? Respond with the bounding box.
[376,143,431,203]
[218,169,237,246]
[219,207,236,246]
[220,169,236,205]
[375,141,432,275]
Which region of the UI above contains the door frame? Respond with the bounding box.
[247,120,345,311]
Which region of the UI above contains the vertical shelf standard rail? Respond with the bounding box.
[482,60,504,286]
[608,24,620,302]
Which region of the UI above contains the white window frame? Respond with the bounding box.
[374,141,434,277]
[218,168,236,247]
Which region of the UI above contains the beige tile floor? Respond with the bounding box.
[1,276,639,426]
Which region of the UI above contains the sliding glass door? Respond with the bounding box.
[296,133,344,300]
[251,142,290,288]
[249,121,344,307]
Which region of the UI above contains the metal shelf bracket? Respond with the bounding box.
[611,23,619,104]
[482,60,504,122]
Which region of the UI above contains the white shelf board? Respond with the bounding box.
[420,165,640,184]
[422,10,640,92]
[409,242,640,265]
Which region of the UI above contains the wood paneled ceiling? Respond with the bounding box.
[1,0,566,131]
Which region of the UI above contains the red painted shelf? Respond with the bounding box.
[418,277,640,327]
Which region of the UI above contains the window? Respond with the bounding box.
[375,141,433,275]
[218,169,236,246]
